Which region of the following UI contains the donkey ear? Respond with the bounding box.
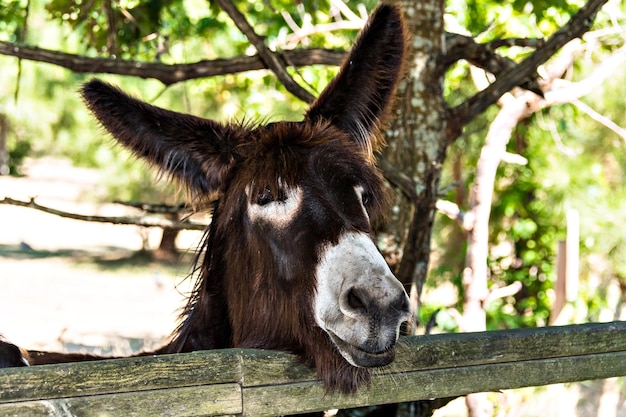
[305,3,406,149]
[81,79,239,197]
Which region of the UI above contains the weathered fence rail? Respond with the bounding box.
[1,321,625,416]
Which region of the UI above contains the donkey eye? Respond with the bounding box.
[257,188,275,206]
[361,191,372,206]
[256,187,287,206]
[356,186,372,207]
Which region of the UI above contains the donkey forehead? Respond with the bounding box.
[241,121,333,152]
[240,121,371,162]
[234,122,377,190]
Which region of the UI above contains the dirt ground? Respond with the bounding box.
[1,158,624,417]
[0,157,198,353]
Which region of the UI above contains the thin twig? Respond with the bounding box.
[572,99,626,142]
[214,0,316,103]
[277,20,364,49]
[113,200,192,215]
[276,1,365,49]
[0,197,206,230]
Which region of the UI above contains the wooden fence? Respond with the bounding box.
[1,321,625,416]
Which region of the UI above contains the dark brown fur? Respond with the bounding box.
[0,3,407,394]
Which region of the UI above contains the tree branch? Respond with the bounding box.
[214,0,316,103]
[0,41,345,86]
[447,0,609,142]
[443,33,544,96]
[545,44,626,104]
[0,197,206,230]
[113,200,192,215]
[484,282,523,306]
[486,37,546,49]
[443,33,545,71]
[435,199,465,223]
[572,99,626,142]
[377,156,419,204]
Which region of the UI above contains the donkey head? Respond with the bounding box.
[81,3,410,393]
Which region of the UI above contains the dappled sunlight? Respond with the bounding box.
[0,157,198,353]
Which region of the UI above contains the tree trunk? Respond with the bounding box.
[382,0,446,330]
[154,213,180,261]
[464,97,531,330]
[461,95,532,417]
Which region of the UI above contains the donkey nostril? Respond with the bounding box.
[393,292,412,317]
[346,287,368,313]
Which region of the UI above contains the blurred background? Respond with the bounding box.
[0,0,624,415]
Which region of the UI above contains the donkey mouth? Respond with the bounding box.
[327,330,396,368]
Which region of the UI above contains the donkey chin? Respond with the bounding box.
[325,327,400,368]
[313,232,412,369]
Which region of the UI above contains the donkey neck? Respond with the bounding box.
[166,214,233,353]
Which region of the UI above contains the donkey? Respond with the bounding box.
[0,3,410,393]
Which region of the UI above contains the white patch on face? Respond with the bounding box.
[313,232,411,367]
[247,185,303,227]
[354,185,369,222]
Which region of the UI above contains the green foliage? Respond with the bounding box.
[565,77,626,290]
[432,56,626,329]
[0,0,369,205]
[487,130,561,328]
[426,0,626,333]
[40,0,372,60]
[1,0,624,333]
[0,0,28,41]
[98,146,180,203]
[5,130,31,176]
[448,0,581,38]
[45,0,177,57]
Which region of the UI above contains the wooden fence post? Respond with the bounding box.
[0,114,9,176]
[551,209,580,325]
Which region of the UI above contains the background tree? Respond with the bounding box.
[1,0,624,415]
